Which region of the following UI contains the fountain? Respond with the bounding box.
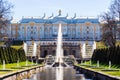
[26,60,28,66]
[32,60,34,65]
[84,61,86,65]
[3,60,5,70]
[56,67,63,80]
[97,60,99,68]
[81,60,83,64]
[54,23,64,80]
[92,60,103,69]
[23,23,92,80]
[11,60,24,69]
[55,23,63,63]
[21,60,31,67]
[90,60,92,65]
[52,24,68,67]
[36,60,38,65]
[91,60,102,69]
[109,61,111,69]
[0,60,12,71]
[17,60,20,67]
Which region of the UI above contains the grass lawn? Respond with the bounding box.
[11,45,22,50]
[96,41,120,49]
[0,61,42,75]
[104,71,120,77]
[116,41,120,46]
[0,41,4,45]
[77,61,120,77]
[96,41,108,49]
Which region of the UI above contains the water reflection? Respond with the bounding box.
[56,67,63,80]
[30,67,91,80]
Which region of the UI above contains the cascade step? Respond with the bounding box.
[27,43,34,57]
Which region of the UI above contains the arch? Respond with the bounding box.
[72,50,76,57]
[41,50,48,58]
[64,50,68,56]
[52,50,56,56]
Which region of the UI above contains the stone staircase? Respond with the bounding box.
[85,45,93,58]
[27,43,34,57]
[36,44,40,58]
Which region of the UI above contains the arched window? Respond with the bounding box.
[72,50,76,57]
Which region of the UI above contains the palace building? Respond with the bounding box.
[10,11,102,60]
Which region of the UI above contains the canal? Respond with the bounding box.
[25,67,92,80]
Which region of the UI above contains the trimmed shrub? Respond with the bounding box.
[92,46,120,65]
[0,47,26,64]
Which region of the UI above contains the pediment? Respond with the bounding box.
[53,21,67,24]
[85,22,92,26]
[29,21,35,26]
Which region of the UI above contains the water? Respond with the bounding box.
[25,24,92,80]
[29,67,91,80]
[55,24,63,63]
[109,61,111,69]
[56,67,63,80]
[26,60,28,66]
[97,60,99,68]
[32,60,34,65]
[51,23,67,68]
[3,60,5,70]
[17,60,19,67]
[90,60,92,65]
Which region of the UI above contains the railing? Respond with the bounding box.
[12,38,102,41]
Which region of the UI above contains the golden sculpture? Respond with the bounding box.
[59,9,61,16]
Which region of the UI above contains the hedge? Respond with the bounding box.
[92,46,120,65]
[0,47,26,64]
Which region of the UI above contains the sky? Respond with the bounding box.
[9,0,112,20]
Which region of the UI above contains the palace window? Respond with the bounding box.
[87,26,89,31]
[87,31,89,34]
[12,26,15,29]
[18,27,20,30]
[31,31,33,34]
[40,27,42,30]
[87,26,89,29]
[31,26,33,29]
[87,37,89,39]
[12,31,15,34]
[78,32,80,35]
[22,27,24,29]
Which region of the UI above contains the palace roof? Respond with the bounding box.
[19,16,99,24]
[12,12,99,24]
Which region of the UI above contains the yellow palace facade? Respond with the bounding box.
[10,12,101,60]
